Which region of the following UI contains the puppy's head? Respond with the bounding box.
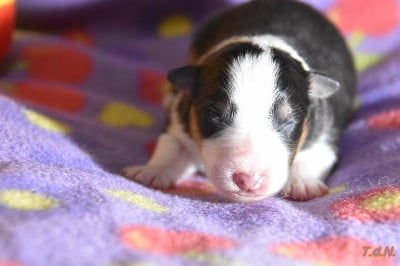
[168,41,339,202]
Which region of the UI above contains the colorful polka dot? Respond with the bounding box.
[362,191,400,210]
[0,189,60,211]
[329,184,347,194]
[23,109,71,134]
[185,251,246,266]
[328,0,398,35]
[354,53,383,72]
[330,186,400,222]
[368,109,400,130]
[10,82,86,113]
[0,261,23,266]
[158,14,193,37]
[105,189,169,213]
[347,31,365,49]
[100,101,155,128]
[271,236,394,266]
[346,32,383,71]
[120,225,236,255]
[20,43,92,84]
[137,69,166,106]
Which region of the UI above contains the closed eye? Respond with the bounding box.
[273,98,293,121]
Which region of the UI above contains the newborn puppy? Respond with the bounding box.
[123,0,356,202]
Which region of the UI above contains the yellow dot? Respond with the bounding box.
[328,184,347,194]
[0,189,60,210]
[158,14,193,37]
[105,189,169,213]
[185,251,246,266]
[100,102,155,128]
[274,246,295,256]
[347,31,365,50]
[362,191,400,211]
[23,109,71,134]
[125,230,154,250]
[354,53,383,72]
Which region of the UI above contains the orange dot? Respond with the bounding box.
[21,44,93,84]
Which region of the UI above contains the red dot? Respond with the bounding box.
[271,236,394,266]
[329,0,398,35]
[137,69,166,106]
[0,261,23,266]
[10,81,86,113]
[21,44,93,84]
[330,186,400,222]
[368,109,400,130]
[120,225,236,255]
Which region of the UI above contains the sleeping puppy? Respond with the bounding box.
[123,0,356,202]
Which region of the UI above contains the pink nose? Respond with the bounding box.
[232,172,262,191]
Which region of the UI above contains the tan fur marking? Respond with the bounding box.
[298,118,309,151]
[290,118,309,164]
[189,106,203,148]
[195,36,254,64]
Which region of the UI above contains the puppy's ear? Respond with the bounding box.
[308,71,340,98]
[167,66,201,92]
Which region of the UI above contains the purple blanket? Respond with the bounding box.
[1,0,400,265]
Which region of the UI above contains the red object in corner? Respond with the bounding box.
[0,0,15,58]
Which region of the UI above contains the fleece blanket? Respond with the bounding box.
[0,0,400,265]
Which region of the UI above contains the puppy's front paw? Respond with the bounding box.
[282,178,328,201]
[122,165,177,189]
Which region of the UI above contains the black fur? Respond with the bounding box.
[169,42,263,138]
[194,42,262,138]
[270,48,310,148]
[190,0,356,146]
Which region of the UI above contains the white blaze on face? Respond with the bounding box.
[201,51,291,202]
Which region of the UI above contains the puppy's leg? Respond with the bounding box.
[283,142,336,200]
[122,133,196,188]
